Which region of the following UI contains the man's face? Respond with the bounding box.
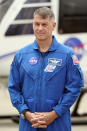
[33,15,56,41]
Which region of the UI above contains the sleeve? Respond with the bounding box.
[8,54,29,114]
[53,51,84,117]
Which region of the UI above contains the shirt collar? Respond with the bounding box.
[33,36,58,52]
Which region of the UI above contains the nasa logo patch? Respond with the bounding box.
[64,37,84,60]
[29,57,39,65]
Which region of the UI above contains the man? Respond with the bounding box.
[8,7,84,131]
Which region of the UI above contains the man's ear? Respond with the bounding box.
[52,22,56,31]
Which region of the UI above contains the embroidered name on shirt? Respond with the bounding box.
[48,58,62,66]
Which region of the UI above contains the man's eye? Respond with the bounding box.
[43,24,47,26]
[35,23,39,26]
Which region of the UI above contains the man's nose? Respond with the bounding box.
[39,25,43,30]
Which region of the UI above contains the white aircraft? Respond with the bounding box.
[0,0,87,124]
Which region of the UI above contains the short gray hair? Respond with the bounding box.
[33,7,55,21]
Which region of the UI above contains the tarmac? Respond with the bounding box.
[0,119,87,131]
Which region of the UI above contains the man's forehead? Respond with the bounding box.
[34,14,50,20]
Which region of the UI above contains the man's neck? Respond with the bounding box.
[36,37,52,52]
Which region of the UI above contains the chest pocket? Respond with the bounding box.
[21,54,40,80]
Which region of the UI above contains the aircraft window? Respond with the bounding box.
[15,6,51,20]
[15,7,40,20]
[5,24,33,36]
[0,0,14,22]
[25,0,51,3]
[58,0,87,33]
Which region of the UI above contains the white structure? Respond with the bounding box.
[0,0,87,116]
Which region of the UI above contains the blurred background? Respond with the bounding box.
[0,0,87,130]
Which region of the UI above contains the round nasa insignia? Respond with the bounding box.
[64,37,84,60]
[29,57,39,65]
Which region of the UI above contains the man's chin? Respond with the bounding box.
[37,37,46,41]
